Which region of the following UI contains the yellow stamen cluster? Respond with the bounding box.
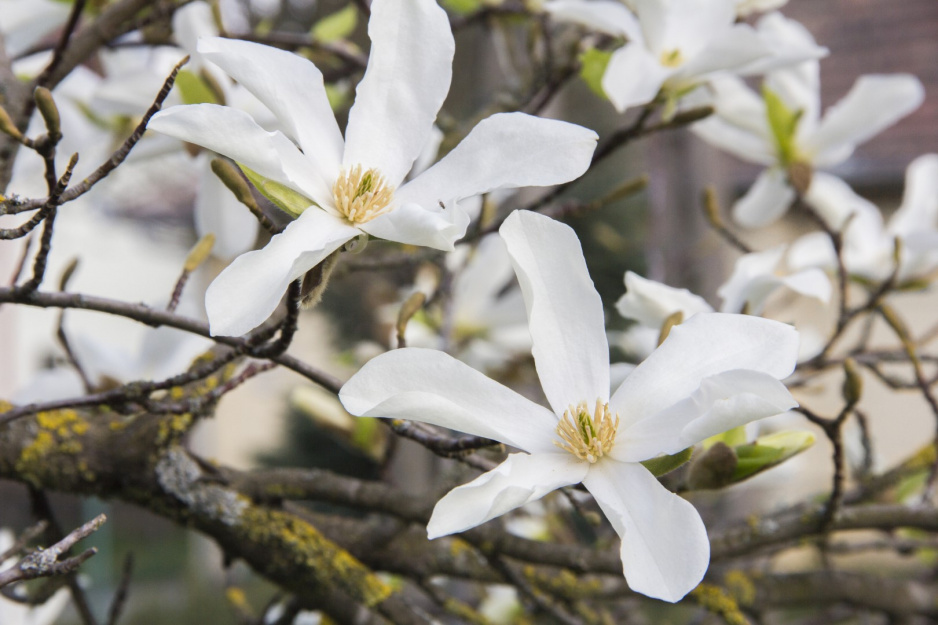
[554,399,619,463]
[333,165,394,224]
[660,49,684,68]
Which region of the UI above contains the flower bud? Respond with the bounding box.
[842,357,863,408]
[34,87,61,139]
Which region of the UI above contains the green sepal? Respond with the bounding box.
[762,85,803,166]
[441,0,482,15]
[732,430,815,483]
[239,165,313,218]
[311,5,358,43]
[703,425,748,450]
[175,70,220,106]
[579,48,613,99]
[641,447,693,477]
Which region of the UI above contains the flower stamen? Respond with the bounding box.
[660,49,684,67]
[554,399,619,463]
[333,165,395,224]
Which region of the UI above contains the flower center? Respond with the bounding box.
[554,399,619,463]
[333,165,395,224]
[659,48,684,68]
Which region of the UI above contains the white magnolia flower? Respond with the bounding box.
[149,0,598,337]
[340,210,800,602]
[544,0,822,112]
[613,271,713,359]
[13,325,213,403]
[718,245,831,315]
[615,0,787,16]
[0,529,70,625]
[789,154,938,284]
[394,234,532,372]
[0,0,71,58]
[735,0,787,17]
[692,17,924,228]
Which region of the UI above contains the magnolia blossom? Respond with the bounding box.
[614,271,713,358]
[718,245,831,315]
[616,264,829,363]
[789,154,938,283]
[393,234,532,372]
[340,210,799,602]
[692,16,924,228]
[543,0,823,112]
[14,324,213,403]
[149,0,598,337]
[735,0,787,17]
[0,0,71,58]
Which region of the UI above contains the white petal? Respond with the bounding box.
[195,156,259,261]
[397,113,598,208]
[889,154,938,238]
[806,74,925,166]
[776,269,832,304]
[148,104,327,204]
[803,172,881,231]
[0,0,70,57]
[197,37,345,178]
[691,76,775,165]
[717,246,785,314]
[614,369,796,461]
[339,348,560,453]
[584,461,709,603]
[610,313,798,433]
[609,362,637,393]
[427,452,588,539]
[173,2,218,60]
[787,231,836,272]
[136,327,214,381]
[205,210,358,336]
[500,211,610,415]
[634,0,735,58]
[543,0,642,39]
[731,167,796,228]
[343,0,454,186]
[737,12,828,77]
[360,201,470,251]
[675,24,769,80]
[601,44,670,112]
[616,271,713,327]
[768,60,822,136]
[691,118,775,166]
[678,370,797,446]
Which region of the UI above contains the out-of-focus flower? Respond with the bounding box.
[692,16,924,228]
[14,325,213,403]
[735,0,787,17]
[341,210,800,602]
[393,234,532,372]
[789,154,938,284]
[150,0,598,338]
[613,270,713,359]
[0,0,71,58]
[544,1,823,112]
[718,245,831,315]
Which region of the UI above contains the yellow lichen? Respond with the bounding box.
[724,570,756,607]
[691,583,750,625]
[449,537,474,559]
[238,507,393,607]
[15,409,93,487]
[37,409,89,436]
[156,413,194,447]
